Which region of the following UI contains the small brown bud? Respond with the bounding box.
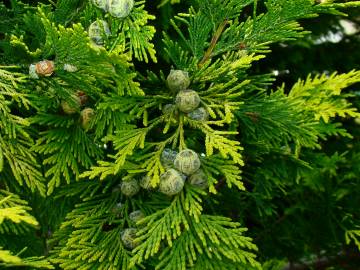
[35,60,55,77]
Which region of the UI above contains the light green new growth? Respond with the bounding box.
[288,71,360,123]
[345,229,360,251]
[0,192,53,269]
[1,0,360,269]
[0,66,46,195]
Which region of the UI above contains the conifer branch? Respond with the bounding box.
[1,1,360,269]
[199,19,229,67]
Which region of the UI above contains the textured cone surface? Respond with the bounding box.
[108,0,134,18]
[129,210,145,224]
[159,169,185,196]
[161,148,178,167]
[175,90,200,113]
[189,170,208,190]
[80,108,95,130]
[35,60,55,77]
[167,70,190,92]
[188,107,209,121]
[121,179,140,197]
[92,0,108,10]
[121,228,139,249]
[174,149,201,175]
[139,175,153,189]
[89,20,110,45]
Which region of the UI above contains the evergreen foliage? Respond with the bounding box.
[0,0,360,269]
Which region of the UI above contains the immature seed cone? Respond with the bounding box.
[175,90,200,113]
[63,64,78,72]
[161,148,178,167]
[188,107,209,121]
[108,0,134,18]
[92,0,108,10]
[88,20,110,45]
[80,108,95,130]
[174,149,201,175]
[189,170,208,190]
[159,169,185,196]
[61,95,81,115]
[139,175,153,190]
[121,228,139,249]
[129,210,145,225]
[166,70,190,92]
[121,179,140,197]
[35,60,55,77]
[29,64,39,79]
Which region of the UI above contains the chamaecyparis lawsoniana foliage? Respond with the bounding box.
[1,0,360,269]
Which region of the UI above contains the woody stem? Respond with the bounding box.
[198,19,228,67]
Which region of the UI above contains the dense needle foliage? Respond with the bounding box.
[0,0,360,269]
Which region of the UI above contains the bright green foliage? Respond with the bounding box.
[0,191,38,234]
[50,184,258,270]
[288,71,360,122]
[0,191,53,268]
[6,6,146,194]
[0,249,22,264]
[0,247,53,269]
[153,215,259,270]
[50,187,135,270]
[1,0,360,269]
[114,1,157,63]
[346,230,360,250]
[0,66,46,195]
[0,197,38,226]
[78,0,157,63]
[31,116,104,194]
